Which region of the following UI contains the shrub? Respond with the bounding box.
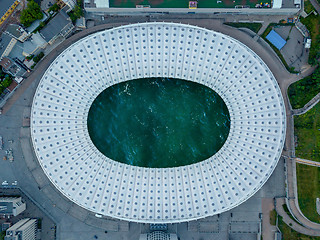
[33,52,44,63]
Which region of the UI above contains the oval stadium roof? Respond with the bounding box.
[31,22,286,223]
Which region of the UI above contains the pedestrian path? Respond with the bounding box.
[276,198,320,236]
[292,92,320,115]
[296,158,320,167]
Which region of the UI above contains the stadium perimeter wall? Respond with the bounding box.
[85,7,300,15]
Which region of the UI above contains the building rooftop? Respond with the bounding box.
[23,32,46,56]
[0,202,13,215]
[7,40,24,61]
[266,30,287,50]
[40,10,72,42]
[6,24,28,42]
[0,32,13,58]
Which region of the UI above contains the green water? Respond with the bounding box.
[87,78,230,168]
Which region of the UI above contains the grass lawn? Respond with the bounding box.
[270,209,277,226]
[304,0,315,14]
[224,22,262,33]
[288,66,320,109]
[109,0,270,8]
[300,2,320,65]
[294,102,320,162]
[278,216,320,239]
[296,164,320,223]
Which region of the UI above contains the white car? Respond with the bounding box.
[1,181,8,186]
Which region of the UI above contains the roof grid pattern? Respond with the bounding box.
[31,22,286,223]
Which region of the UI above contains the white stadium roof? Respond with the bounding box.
[31,22,286,223]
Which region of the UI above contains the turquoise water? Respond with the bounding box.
[87,78,230,168]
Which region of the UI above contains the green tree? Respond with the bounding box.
[20,0,43,27]
[33,52,44,63]
[48,3,60,12]
[1,76,12,88]
[68,3,83,22]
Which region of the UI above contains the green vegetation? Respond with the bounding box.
[270,209,277,226]
[261,23,298,74]
[294,101,320,162]
[278,215,320,239]
[288,66,320,109]
[26,54,34,61]
[48,3,60,12]
[296,164,320,223]
[304,0,315,14]
[20,0,43,27]
[300,3,320,65]
[33,52,44,63]
[0,75,13,95]
[37,218,42,229]
[0,67,13,94]
[68,0,83,22]
[30,52,45,69]
[0,231,5,240]
[224,22,262,33]
[0,66,5,80]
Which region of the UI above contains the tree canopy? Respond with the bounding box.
[68,0,83,22]
[20,0,43,27]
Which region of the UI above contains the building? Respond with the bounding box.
[22,32,47,57]
[0,197,26,217]
[56,0,77,11]
[4,218,37,240]
[0,32,27,61]
[0,32,17,60]
[139,231,178,240]
[1,223,11,231]
[31,22,286,224]
[75,16,86,29]
[0,57,27,77]
[5,24,29,42]
[84,0,109,8]
[39,10,74,44]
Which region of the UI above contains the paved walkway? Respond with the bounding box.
[309,0,320,14]
[276,198,320,235]
[281,66,320,234]
[262,198,278,240]
[296,158,320,167]
[292,91,320,115]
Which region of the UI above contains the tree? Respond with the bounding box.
[68,3,83,22]
[20,0,43,27]
[48,3,60,12]
[1,76,12,88]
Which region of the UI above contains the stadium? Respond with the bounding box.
[30,22,286,223]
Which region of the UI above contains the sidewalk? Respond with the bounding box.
[262,198,278,240]
[276,198,320,236]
